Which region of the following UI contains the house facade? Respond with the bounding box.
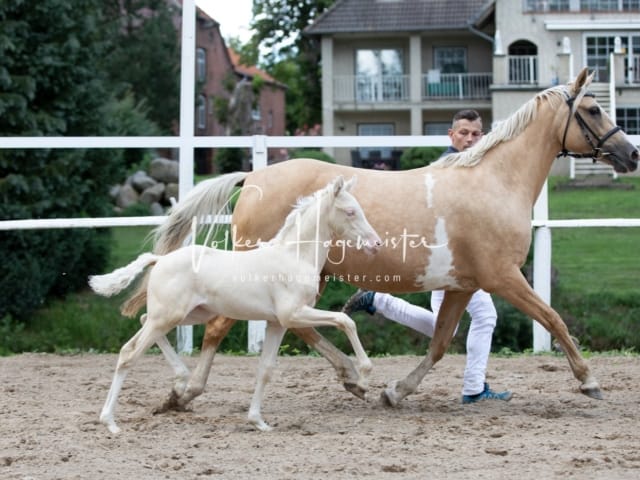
[191,8,287,172]
[306,0,640,172]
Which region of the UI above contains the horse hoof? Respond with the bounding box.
[380,382,400,407]
[344,382,366,400]
[581,386,604,400]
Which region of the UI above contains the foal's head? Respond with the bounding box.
[327,176,381,255]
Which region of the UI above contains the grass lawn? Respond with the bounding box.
[547,176,639,295]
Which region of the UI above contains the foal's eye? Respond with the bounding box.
[588,106,600,116]
[344,208,356,217]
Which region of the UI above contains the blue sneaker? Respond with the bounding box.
[342,289,376,315]
[462,383,512,404]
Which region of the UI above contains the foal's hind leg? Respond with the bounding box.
[382,291,472,407]
[138,314,190,402]
[157,315,237,412]
[248,322,287,431]
[100,319,170,434]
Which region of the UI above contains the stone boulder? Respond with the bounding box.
[149,158,179,184]
[128,170,157,193]
[139,183,166,205]
[115,184,139,209]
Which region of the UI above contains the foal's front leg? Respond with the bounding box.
[248,322,287,431]
[284,306,372,391]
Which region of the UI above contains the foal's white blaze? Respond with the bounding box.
[424,173,436,209]
[415,217,458,290]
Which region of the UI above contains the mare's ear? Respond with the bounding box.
[333,175,345,196]
[343,176,357,192]
[570,67,593,96]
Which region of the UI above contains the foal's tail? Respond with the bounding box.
[89,253,159,298]
[121,171,248,317]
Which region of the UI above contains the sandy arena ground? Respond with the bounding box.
[1,352,639,479]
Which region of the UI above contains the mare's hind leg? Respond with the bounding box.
[100,319,171,434]
[495,271,601,399]
[157,315,237,412]
[248,322,287,431]
[290,327,366,399]
[382,291,472,407]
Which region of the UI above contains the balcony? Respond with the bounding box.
[422,72,492,100]
[634,54,640,84]
[333,72,492,103]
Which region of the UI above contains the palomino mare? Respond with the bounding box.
[90,176,381,433]
[124,68,638,410]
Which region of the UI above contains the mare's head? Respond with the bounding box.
[556,67,638,173]
[327,176,381,255]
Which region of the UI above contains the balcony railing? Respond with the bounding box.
[333,74,410,103]
[507,55,538,85]
[633,54,640,83]
[422,72,492,100]
[333,73,492,103]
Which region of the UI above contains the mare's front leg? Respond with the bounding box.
[382,291,472,407]
[156,315,237,412]
[495,271,602,399]
[285,307,372,391]
[248,322,287,431]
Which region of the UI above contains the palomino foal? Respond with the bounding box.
[90,176,381,433]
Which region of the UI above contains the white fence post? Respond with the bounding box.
[532,181,552,352]
[247,135,269,353]
[176,0,196,355]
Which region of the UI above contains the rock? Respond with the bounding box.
[129,170,157,193]
[164,182,179,205]
[149,158,179,184]
[115,184,139,209]
[149,202,165,216]
[139,183,166,205]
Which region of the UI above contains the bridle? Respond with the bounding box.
[560,91,622,162]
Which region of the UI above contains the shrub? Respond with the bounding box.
[400,146,446,170]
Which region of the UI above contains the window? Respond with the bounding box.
[357,123,394,160]
[433,47,467,74]
[616,107,640,134]
[197,95,206,130]
[355,49,405,101]
[523,0,570,12]
[585,34,640,83]
[508,40,538,84]
[581,0,640,10]
[424,123,450,135]
[196,48,206,82]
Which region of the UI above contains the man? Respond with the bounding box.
[343,109,512,405]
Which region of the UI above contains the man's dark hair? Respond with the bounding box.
[452,109,481,126]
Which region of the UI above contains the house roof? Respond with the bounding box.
[227,49,286,89]
[306,0,495,35]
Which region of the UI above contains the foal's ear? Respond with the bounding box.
[333,175,345,196]
[570,67,593,95]
[343,176,357,192]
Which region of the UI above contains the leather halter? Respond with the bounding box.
[560,91,622,162]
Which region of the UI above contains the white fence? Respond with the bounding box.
[2,0,639,354]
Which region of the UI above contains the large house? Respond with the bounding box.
[306,0,640,173]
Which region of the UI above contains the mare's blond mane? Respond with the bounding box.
[432,84,578,168]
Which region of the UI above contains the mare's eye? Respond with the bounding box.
[588,106,600,115]
[345,208,356,217]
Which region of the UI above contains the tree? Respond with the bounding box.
[102,0,180,134]
[0,0,145,320]
[249,0,335,132]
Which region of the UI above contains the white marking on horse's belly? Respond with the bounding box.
[415,217,459,290]
[424,173,436,208]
